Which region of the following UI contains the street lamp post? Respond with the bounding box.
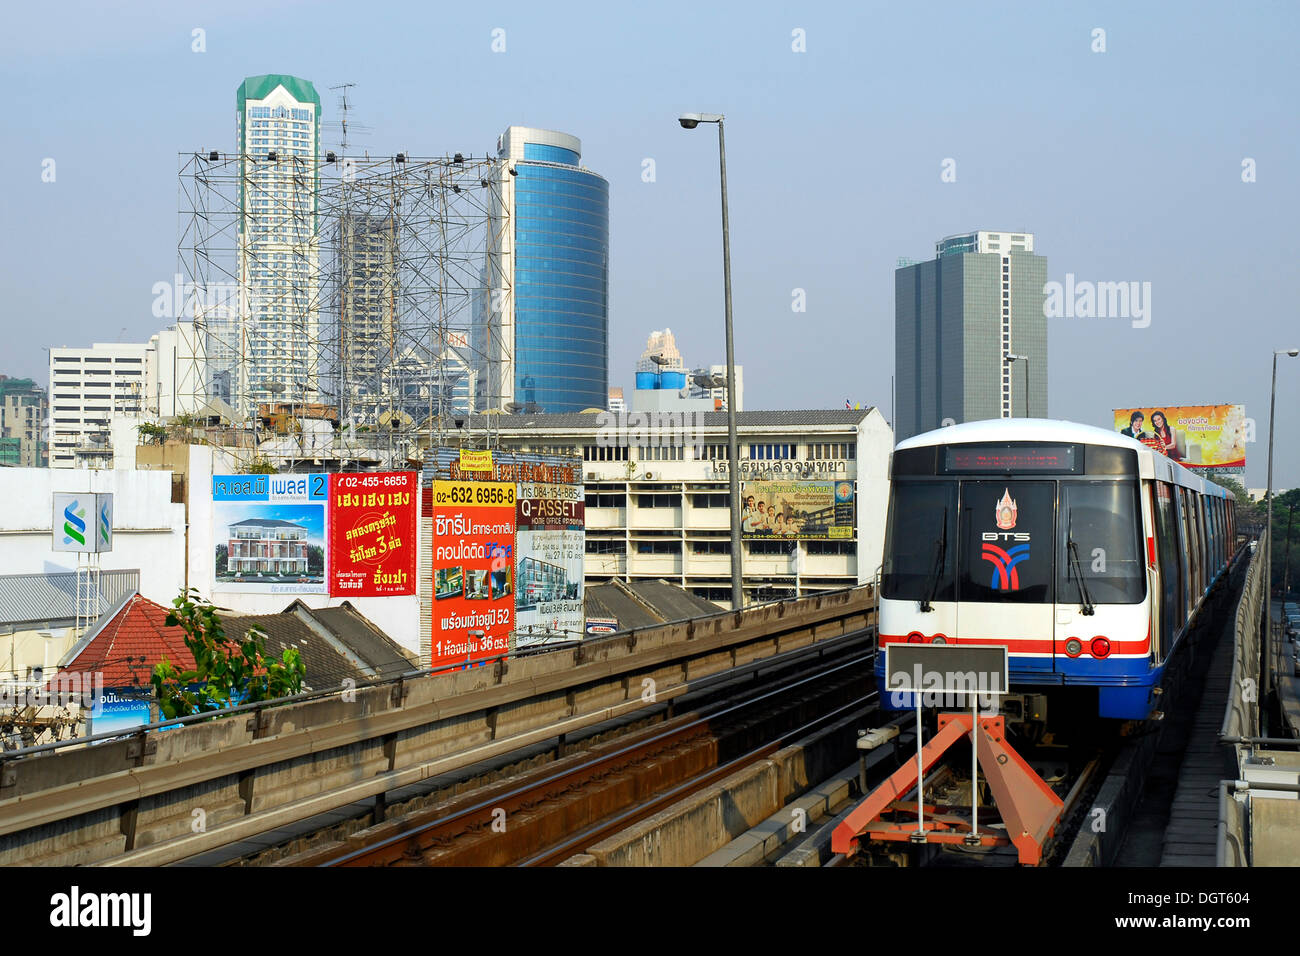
[1265,347,1299,698]
[680,111,743,609]
[1005,353,1030,418]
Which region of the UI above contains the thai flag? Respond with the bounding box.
[845,399,851,409]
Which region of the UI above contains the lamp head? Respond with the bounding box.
[678,113,701,129]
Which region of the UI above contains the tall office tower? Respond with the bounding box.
[475,127,609,414]
[637,329,685,373]
[232,74,322,419]
[336,212,398,424]
[894,230,1047,441]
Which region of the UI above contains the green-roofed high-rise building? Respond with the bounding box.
[220,74,322,418]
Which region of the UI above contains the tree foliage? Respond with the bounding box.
[152,589,305,720]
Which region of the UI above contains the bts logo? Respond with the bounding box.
[981,489,1029,589]
[982,542,1029,590]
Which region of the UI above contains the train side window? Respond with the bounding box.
[1153,482,1182,647]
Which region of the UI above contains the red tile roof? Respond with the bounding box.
[51,594,194,690]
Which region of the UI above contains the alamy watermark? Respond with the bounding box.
[887,665,1002,713]
[594,411,706,456]
[1043,273,1151,328]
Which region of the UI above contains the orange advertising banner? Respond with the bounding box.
[1112,405,1246,470]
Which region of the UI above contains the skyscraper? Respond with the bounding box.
[230,74,322,419]
[336,211,397,423]
[894,230,1047,441]
[475,127,609,414]
[637,329,685,373]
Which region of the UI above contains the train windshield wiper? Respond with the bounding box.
[1066,511,1096,616]
[919,507,948,613]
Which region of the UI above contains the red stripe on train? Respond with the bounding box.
[878,633,1150,655]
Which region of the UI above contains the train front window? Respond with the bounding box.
[958,481,1056,603]
[1057,481,1145,606]
[882,481,956,602]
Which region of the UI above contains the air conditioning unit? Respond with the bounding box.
[643,471,655,480]
[586,471,598,480]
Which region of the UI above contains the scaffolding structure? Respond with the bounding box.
[177,150,513,468]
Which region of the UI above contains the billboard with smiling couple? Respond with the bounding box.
[1112,405,1246,471]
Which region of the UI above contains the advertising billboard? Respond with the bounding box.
[430,480,516,669]
[327,472,418,597]
[514,482,585,648]
[52,493,113,553]
[1112,405,1246,470]
[740,480,856,540]
[213,474,328,594]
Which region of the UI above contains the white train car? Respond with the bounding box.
[877,419,1235,720]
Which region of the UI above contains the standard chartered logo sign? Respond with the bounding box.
[52,493,113,553]
[63,499,87,546]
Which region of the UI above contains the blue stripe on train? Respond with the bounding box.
[874,654,1162,720]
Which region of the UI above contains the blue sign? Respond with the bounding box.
[89,689,153,737]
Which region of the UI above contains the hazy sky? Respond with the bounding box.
[2,0,1297,487]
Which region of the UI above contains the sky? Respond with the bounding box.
[2,0,1298,487]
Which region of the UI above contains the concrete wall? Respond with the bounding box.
[184,447,421,654]
[0,468,185,606]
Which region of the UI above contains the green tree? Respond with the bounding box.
[136,422,168,445]
[215,544,228,575]
[152,589,305,720]
[307,544,325,576]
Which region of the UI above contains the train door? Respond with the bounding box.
[957,480,1055,675]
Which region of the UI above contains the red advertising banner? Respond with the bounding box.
[431,480,516,669]
[328,472,418,597]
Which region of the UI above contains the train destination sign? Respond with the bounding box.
[943,445,1078,474]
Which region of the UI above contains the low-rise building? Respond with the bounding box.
[481,405,893,607]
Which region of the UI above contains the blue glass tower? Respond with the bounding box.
[477,128,609,414]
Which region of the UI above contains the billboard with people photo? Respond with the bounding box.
[1112,405,1246,471]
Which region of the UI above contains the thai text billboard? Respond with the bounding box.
[430,480,516,669]
[515,482,584,648]
[1112,405,1246,470]
[328,472,418,597]
[213,474,328,593]
[740,480,855,540]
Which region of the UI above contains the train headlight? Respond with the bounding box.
[1065,639,1082,657]
[1090,637,1111,659]
[931,636,947,645]
[906,632,925,644]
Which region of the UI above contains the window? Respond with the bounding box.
[883,481,957,602]
[691,540,731,555]
[585,539,626,554]
[637,493,678,508]
[809,443,854,460]
[747,443,792,460]
[699,444,729,460]
[635,540,681,554]
[690,493,731,508]
[805,540,855,555]
[1057,481,1145,606]
[748,540,794,554]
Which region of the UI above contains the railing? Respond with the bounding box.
[1217,530,1300,866]
[0,583,876,866]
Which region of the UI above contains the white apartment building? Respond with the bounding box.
[48,343,149,468]
[486,406,893,608]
